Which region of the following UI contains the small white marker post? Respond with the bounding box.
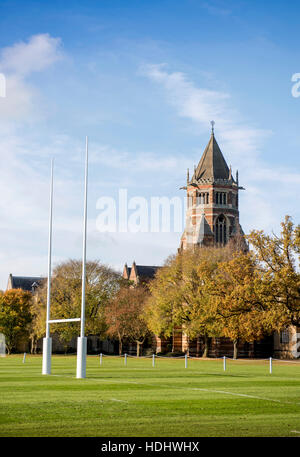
[185,354,188,368]
[23,353,26,363]
[269,357,272,374]
[223,356,226,371]
[124,353,127,366]
[152,353,155,367]
[100,353,102,366]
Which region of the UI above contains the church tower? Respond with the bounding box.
[180,122,244,249]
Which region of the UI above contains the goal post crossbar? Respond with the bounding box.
[48,318,81,324]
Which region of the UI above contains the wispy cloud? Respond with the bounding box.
[200,1,231,17]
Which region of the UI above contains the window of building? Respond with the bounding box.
[196,191,209,205]
[215,214,227,244]
[215,192,227,205]
[280,329,290,344]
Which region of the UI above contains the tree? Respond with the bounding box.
[127,287,150,357]
[104,287,132,355]
[212,252,268,358]
[146,255,182,352]
[29,284,47,353]
[146,246,231,356]
[0,289,33,354]
[33,259,121,351]
[104,286,150,356]
[247,215,300,330]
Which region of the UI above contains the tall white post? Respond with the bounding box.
[185,354,188,368]
[77,137,88,379]
[269,357,272,374]
[42,159,54,375]
[124,353,127,366]
[152,353,155,367]
[223,356,226,371]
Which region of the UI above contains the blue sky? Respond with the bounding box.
[0,0,299,289]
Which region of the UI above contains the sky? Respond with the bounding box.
[0,0,299,289]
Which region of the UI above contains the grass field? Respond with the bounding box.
[0,354,300,437]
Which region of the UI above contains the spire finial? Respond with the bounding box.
[210,120,215,135]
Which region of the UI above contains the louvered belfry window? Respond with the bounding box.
[215,214,227,244]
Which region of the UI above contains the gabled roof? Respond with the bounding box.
[193,133,230,181]
[126,262,161,283]
[134,265,161,279]
[8,274,45,292]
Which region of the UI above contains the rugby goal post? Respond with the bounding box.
[42,137,89,379]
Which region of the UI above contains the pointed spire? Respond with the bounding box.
[187,168,189,184]
[193,130,229,181]
[229,165,232,180]
[210,120,215,135]
[236,170,239,186]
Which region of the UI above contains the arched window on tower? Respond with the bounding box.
[215,214,227,244]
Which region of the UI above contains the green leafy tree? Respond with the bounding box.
[146,247,231,356]
[247,215,300,329]
[34,259,121,351]
[212,252,268,358]
[0,289,33,354]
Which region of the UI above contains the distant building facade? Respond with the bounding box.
[7,274,45,292]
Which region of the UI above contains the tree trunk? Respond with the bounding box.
[30,336,35,354]
[172,330,175,353]
[186,335,190,357]
[119,339,123,356]
[202,335,209,358]
[233,339,238,359]
[196,337,200,357]
[136,342,141,357]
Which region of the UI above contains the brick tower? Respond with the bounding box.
[180,122,244,249]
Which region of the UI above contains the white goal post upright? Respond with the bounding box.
[76,136,89,379]
[42,158,54,375]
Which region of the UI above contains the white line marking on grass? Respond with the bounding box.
[110,398,128,403]
[291,430,300,434]
[191,388,300,406]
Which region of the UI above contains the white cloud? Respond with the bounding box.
[0,34,62,121]
[0,34,62,76]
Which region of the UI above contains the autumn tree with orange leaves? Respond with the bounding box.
[105,286,150,356]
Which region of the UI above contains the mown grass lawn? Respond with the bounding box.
[0,355,300,437]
